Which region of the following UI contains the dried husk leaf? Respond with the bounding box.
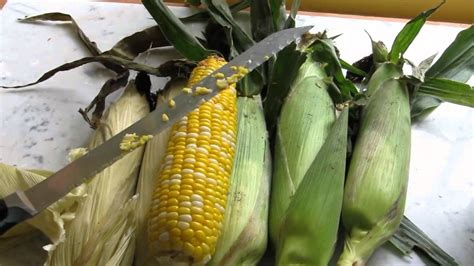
[46,82,149,265]
[0,164,85,266]
[209,96,271,265]
[73,196,138,266]
[0,163,86,244]
[269,55,336,244]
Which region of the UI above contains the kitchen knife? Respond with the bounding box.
[0,25,313,235]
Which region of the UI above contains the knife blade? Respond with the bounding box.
[0,25,312,235]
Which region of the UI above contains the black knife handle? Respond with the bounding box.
[0,198,33,236]
[0,199,7,221]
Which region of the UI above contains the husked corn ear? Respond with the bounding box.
[338,64,410,265]
[269,55,336,244]
[147,56,238,264]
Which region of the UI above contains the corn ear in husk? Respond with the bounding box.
[338,64,411,265]
[269,55,336,244]
[276,108,348,265]
[46,82,149,265]
[209,96,271,266]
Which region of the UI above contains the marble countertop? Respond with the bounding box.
[1,0,473,265]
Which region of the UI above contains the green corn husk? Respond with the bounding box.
[269,54,336,244]
[338,64,411,265]
[46,82,149,265]
[209,96,271,266]
[365,62,401,96]
[276,108,348,265]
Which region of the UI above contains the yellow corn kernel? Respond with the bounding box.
[194,86,213,96]
[182,87,192,94]
[216,78,229,90]
[168,99,176,108]
[212,72,225,79]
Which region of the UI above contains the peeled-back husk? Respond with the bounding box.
[46,82,149,265]
[276,108,348,266]
[0,164,85,243]
[269,55,336,244]
[0,164,86,265]
[338,68,411,265]
[209,96,271,266]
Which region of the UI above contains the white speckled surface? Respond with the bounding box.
[1,0,473,265]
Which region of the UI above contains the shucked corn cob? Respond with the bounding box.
[147,56,238,264]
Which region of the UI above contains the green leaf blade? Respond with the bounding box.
[418,77,474,107]
[340,59,369,78]
[250,0,275,41]
[202,0,254,54]
[309,39,360,101]
[283,0,301,29]
[263,43,305,132]
[390,216,458,266]
[269,0,287,31]
[389,1,444,63]
[411,25,474,119]
[426,25,474,82]
[142,0,214,61]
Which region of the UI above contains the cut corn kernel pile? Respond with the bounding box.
[194,86,213,95]
[120,133,153,151]
[148,56,238,264]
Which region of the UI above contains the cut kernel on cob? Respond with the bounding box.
[147,55,238,265]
